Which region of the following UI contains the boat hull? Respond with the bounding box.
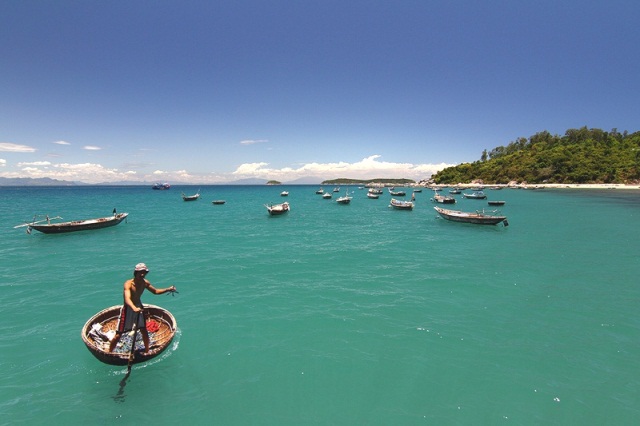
[266,202,290,215]
[81,304,177,366]
[390,198,414,210]
[29,213,128,234]
[434,207,507,225]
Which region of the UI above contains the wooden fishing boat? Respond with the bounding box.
[81,304,177,366]
[389,188,407,196]
[152,182,171,190]
[462,191,487,199]
[265,201,290,215]
[212,200,226,205]
[336,192,352,204]
[488,200,506,206]
[367,192,380,199]
[182,191,200,201]
[431,193,456,204]
[389,198,414,210]
[17,212,128,234]
[434,206,508,226]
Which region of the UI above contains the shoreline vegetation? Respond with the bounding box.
[432,126,640,186]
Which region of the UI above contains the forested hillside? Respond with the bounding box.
[432,127,640,184]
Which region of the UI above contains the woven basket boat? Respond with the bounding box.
[81,304,177,366]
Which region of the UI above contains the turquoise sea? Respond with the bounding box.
[1,185,640,425]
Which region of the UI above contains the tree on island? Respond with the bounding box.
[432,127,640,185]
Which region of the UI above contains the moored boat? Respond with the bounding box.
[152,182,171,190]
[17,212,128,234]
[336,191,352,204]
[81,304,177,366]
[488,200,506,206]
[431,192,456,204]
[462,191,487,199]
[389,188,407,196]
[389,198,414,210]
[182,191,200,201]
[265,201,290,215]
[280,191,289,196]
[434,206,508,226]
[367,192,380,199]
[212,200,226,205]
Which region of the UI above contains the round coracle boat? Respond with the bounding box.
[81,304,177,366]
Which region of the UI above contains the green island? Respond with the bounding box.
[266,180,282,185]
[433,126,640,185]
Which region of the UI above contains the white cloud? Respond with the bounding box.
[0,159,6,167]
[18,161,52,167]
[53,140,70,145]
[240,139,268,145]
[83,145,102,151]
[0,143,36,153]
[233,162,269,174]
[231,155,454,181]
[2,161,133,184]
[0,155,456,184]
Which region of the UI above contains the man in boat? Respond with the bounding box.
[108,263,177,354]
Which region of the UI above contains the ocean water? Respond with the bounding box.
[1,185,639,425]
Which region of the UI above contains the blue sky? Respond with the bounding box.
[1,1,638,184]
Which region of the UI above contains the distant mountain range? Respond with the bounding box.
[0,177,84,186]
[0,176,324,186]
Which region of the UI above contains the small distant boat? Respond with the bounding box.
[389,188,406,196]
[212,200,226,205]
[431,192,456,204]
[152,182,171,190]
[323,192,333,199]
[412,189,423,193]
[389,198,414,210]
[336,191,352,204]
[280,191,289,197]
[16,212,128,234]
[488,200,506,206]
[368,188,383,195]
[265,201,290,215]
[315,188,324,194]
[434,206,508,226]
[449,188,461,194]
[462,191,487,199]
[81,304,177,366]
[182,190,200,201]
[333,187,340,192]
[367,192,380,199]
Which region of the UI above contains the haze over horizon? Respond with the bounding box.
[1,1,638,184]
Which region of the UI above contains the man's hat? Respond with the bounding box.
[134,263,149,272]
